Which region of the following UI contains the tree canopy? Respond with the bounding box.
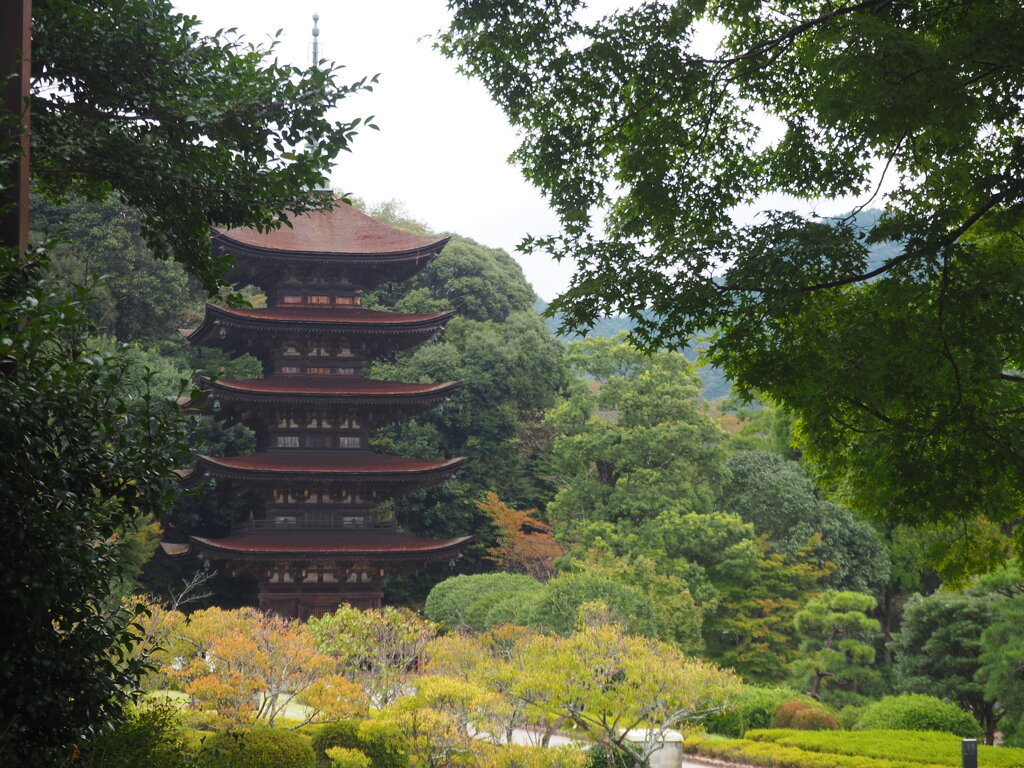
[439,0,1024,576]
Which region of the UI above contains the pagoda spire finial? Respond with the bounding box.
[311,13,320,66]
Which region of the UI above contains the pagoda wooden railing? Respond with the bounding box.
[232,518,397,533]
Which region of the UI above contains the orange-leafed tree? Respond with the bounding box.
[480,492,565,581]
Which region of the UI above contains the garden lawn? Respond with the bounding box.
[685,730,1024,768]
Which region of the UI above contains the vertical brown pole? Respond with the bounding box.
[1,0,32,253]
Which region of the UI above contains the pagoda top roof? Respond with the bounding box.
[191,451,465,479]
[215,203,447,257]
[208,377,460,398]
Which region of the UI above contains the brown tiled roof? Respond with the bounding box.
[211,377,459,397]
[196,451,465,475]
[188,532,472,556]
[216,203,446,256]
[214,305,452,324]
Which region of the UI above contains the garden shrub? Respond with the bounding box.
[485,588,545,627]
[584,743,647,768]
[855,694,982,739]
[527,573,658,637]
[771,701,814,728]
[703,686,801,737]
[790,708,840,731]
[77,702,191,768]
[424,573,543,631]
[197,728,315,768]
[327,747,373,768]
[312,719,408,768]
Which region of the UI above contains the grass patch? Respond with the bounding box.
[685,730,1024,768]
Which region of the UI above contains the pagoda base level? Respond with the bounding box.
[257,581,382,618]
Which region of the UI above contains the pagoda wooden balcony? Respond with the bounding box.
[232,517,397,533]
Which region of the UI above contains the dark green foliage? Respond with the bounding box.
[891,590,1003,743]
[30,193,203,342]
[977,590,1024,747]
[198,728,315,768]
[423,573,544,631]
[703,686,802,738]
[311,720,408,768]
[440,0,1024,579]
[77,702,193,768]
[719,451,889,595]
[855,695,982,739]
[0,250,191,764]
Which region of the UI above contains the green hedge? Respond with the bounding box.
[854,695,983,739]
[742,729,1024,768]
[197,728,315,768]
[685,733,950,768]
[77,702,192,768]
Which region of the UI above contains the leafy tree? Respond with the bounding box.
[480,492,565,582]
[0,251,191,763]
[504,624,740,768]
[31,193,202,342]
[704,539,830,683]
[545,335,728,551]
[718,450,889,595]
[438,0,1024,577]
[305,605,438,708]
[976,570,1024,747]
[790,590,881,707]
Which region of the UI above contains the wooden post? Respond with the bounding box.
[1,0,32,253]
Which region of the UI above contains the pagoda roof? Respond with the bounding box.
[184,304,455,346]
[186,451,465,484]
[203,376,459,399]
[165,532,472,563]
[215,203,447,258]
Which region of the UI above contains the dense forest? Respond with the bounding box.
[28,193,1024,751]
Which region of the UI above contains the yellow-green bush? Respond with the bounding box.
[197,728,315,768]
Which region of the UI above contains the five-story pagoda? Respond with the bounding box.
[162,203,470,617]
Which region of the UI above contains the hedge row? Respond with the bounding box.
[744,729,1024,768]
[685,733,949,768]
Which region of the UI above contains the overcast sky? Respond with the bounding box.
[172,0,576,301]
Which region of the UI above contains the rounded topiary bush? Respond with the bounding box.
[312,722,362,768]
[197,728,315,768]
[854,694,982,739]
[790,708,840,731]
[771,700,815,728]
[704,686,799,737]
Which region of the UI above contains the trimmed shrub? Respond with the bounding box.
[704,686,801,737]
[424,573,543,631]
[854,694,983,739]
[790,708,840,731]
[528,573,658,637]
[312,722,361,768]
[327,747,373,768]
[772,701,814,728]
[485,588,545,627]
[197,728,315,768]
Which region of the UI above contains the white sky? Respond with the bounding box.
[172,0,574,301]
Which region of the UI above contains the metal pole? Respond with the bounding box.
[962,738,978,768]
